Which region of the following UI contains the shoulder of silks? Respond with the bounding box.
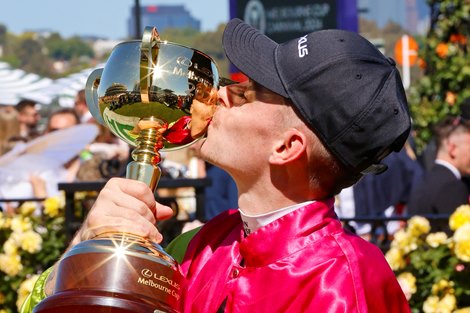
[165,226,202,264]
[19,266,54,313]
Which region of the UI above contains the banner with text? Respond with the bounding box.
[228,0,358,79]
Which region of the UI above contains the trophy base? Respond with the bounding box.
[34,234,184,312]
[32,290,175,313]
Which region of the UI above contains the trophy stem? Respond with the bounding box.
[34,121,184,313]
[126,118,166,192]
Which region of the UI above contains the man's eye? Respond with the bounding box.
[232,93,247,105]
[235,92,247,99]
[226,83,251,105]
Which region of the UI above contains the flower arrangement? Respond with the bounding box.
[385,205,470,313]
[0,196,66,313]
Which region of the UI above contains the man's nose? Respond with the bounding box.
[217,86,230,108]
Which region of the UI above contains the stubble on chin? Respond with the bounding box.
[198,139,219,166]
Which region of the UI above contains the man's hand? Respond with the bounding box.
[72,177,174,245]
[44,177,174,297]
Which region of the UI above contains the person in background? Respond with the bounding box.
[76,124,130,181]
[27,108,83,198]
[15,99,40,141]
[0,104,21,155]
[461,98,470,191]
[202,163,238,221]
[0,105,21,213]
[407,112,470,231]
[336,140,424,240]
[45,107,80,133]
[45,107,128,182]
[0,108,89,214]
[72,88,130,180]
[25,19,412,312]
[73,89,93,123]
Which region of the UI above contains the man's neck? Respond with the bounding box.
[237,187,314,215]
[234,165,315,215]
[239,201,314,235]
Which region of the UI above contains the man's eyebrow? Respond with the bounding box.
[249,79,260,90]
[249,79,272,94]
[228,82,248,93]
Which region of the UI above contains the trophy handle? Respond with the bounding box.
[140,26,161,104]
[85,68,105,125]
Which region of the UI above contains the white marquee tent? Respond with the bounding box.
[0,61,104,107]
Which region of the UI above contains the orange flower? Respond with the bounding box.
[450,34,467,45]
[417,57,426,69]
[436,43,449,58]
[446,91,456,105]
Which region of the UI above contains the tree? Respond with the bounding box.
[15,35,52,76]
[0,24,7,46]
[160,23,229,78]
[44,33,94,60]
[408,0,470,150]
[192,23,229,78]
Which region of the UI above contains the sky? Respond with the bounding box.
[0,0,230,39]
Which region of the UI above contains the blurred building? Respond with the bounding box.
[92,39,123,58]
[128,5,201,38]
[358,0,430,34]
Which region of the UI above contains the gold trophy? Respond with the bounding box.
[33,27,224,313]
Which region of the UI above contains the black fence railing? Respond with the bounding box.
[58,178,211,241]
[341,214,451,251]
[0,175,452,254]
[14,179,446,250]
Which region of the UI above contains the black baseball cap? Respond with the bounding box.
[222,18,411,175]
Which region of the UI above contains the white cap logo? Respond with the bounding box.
[298,35,309,58]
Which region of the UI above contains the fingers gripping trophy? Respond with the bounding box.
[33,27,222,313]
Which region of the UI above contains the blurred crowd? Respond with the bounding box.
[1,93,469,245]
[0,91,130,213]
[335,97,470,239]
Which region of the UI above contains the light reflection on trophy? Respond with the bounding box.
[33,27,224,313]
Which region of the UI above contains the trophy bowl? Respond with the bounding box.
[33,27,224,313]
[85,26,221,153]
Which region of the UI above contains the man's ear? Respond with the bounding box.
[444,136,457,158]
[269,129,307,165]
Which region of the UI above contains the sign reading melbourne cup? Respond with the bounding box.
[33,27,222,313]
